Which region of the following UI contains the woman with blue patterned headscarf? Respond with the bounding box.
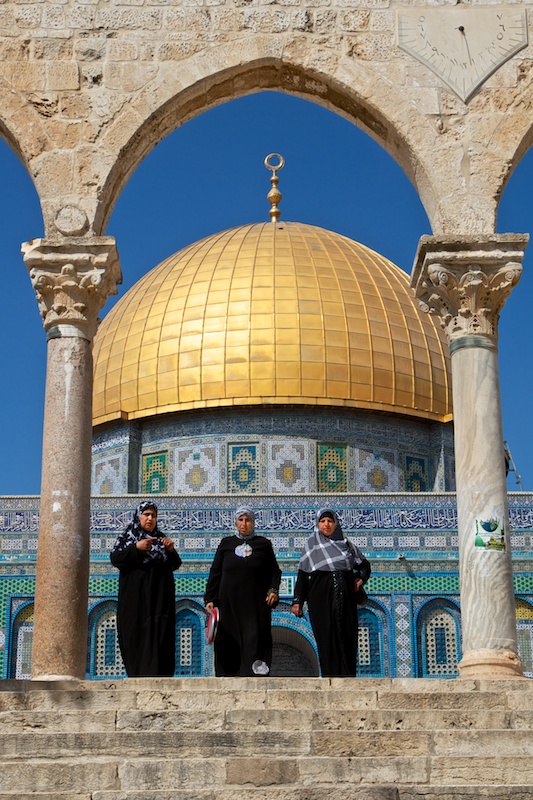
[291,507,371,677]
[204,506,281,676]
[110,501,182,677]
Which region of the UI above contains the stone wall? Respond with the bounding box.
[1,0,532,240]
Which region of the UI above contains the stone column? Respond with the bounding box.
[22,238,121,680]
[412,235,528,678]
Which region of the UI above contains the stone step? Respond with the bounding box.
[0,706,527,733]
[2,679,533,798]
[1,677,532,712]
[4,754,533,792]
[2,727,533,758]
[2,791,533,800]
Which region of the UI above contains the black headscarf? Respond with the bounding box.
[111,501,169,564]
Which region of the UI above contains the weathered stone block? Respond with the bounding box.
[370,9,393,31]
[75,35,106,61]
[42,4,66,28]
[312,730,433,757]
[430,756,533,784]
[300,755,429,785]
[0,38,29,59]
[67,4,96,27]
[96,7,161,30]
[433,729,533,756]
[0,708,116,732]
[7,61,46,90]
[14,5,42,27]
[338,9,370,31]
[242,9,290,33]
[33,37,73,59]
[314,707,512,731]
[59,91,92,119]
[103,62,157,91]
[226,709,314,731]
[315,10,336,34]
[119,757,226,790]
[108,39,138,61]
[226,757,299,785]
[46,62,80,90]
[0,760,119,793]
[376,690,507,710]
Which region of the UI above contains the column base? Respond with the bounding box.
[458,649,524,678]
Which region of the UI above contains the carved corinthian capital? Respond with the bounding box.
[411,235,528,345]
[22,238,122,340]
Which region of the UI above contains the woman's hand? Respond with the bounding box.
[205,602,214,613]
[266,591,278,607]
[291,603,303,617]
[136,537,156,551]
[354,578,363,591]
[160,536,175,552]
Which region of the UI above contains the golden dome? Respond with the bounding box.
[93,222,452,425]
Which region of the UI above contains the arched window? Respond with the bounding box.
[357,606,386,677]
[516,598,533,677]
[90,602,126,679]
[9,603,34,679]
[418,600,460,677]
[175,607,203,676]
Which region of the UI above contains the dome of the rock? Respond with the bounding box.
[92,221,452,426]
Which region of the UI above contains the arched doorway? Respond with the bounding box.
[271,624,319,677]
[417,598,461,678]
[9,602,34,680]
[516,598,533,677]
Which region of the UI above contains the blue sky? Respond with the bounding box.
[1,90,531,494]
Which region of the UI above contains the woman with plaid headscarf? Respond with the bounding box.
[291,507,371,677]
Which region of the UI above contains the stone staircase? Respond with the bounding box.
[1,677,533,799]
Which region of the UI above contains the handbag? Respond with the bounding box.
[354,586,368,606]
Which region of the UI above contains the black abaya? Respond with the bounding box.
[111,542,182,677]
[204,535,281,676]
[294,566,369,677]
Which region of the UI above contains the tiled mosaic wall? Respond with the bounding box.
[91,410,455,495]
[2,493,533,678]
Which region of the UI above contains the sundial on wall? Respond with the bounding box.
[397,7,528,103]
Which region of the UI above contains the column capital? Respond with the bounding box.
[22,237,122,341]
[411,235,528,345]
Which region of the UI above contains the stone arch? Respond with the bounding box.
[490,116,533,219]
[95,53,446,237]
[0,82,51,168]
[515,598,533,678]
[271,619,320,677]
[175,599,206,677]
[87,599,125,680]
[8,601,34,680]
[358,600,390,678]
[416,597,461,679]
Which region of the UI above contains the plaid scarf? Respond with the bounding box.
[298,507,365,573]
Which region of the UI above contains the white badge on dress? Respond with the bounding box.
[235,542,253,558]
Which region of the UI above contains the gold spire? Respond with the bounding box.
[264,153,284,223]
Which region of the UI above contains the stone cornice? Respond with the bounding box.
[22,237,122,341]
[411,235,529,344]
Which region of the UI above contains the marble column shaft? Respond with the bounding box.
[23,238,121,680]
[452,343,516,656]
[412,234,528,678]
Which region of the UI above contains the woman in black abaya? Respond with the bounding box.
[291,507,371,677]
[204,506,281,676]
[110,501,182,677]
